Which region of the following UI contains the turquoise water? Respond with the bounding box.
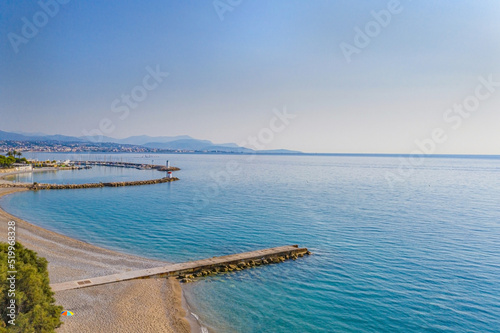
[6,165,161,184]
[1,153,499,332]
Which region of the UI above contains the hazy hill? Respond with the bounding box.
[0,130,301,154]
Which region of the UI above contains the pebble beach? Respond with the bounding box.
[0,187,194,333]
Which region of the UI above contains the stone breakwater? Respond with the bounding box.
[0,183,29,188]
[177,248,312,283]
[0,177,179,190]
[30,177,180,190]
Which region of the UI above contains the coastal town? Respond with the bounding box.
[0,140,162,153]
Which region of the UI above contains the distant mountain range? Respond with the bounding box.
[142,139,254,153]
[0,130,86,142]
[0,130,301,154]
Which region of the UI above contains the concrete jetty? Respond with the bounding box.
[50,245,311,292]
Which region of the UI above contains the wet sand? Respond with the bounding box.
[0,187,194,333]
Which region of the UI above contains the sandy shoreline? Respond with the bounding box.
[0,187,197,333]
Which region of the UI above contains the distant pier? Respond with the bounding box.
[50,245,311,292]
[72,160,180,172]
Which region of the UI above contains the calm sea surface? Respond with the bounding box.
[1,153,499,332]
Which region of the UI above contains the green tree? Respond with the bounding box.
[0,155,16,168]
[6,151,20,159]
[0,242,62,332]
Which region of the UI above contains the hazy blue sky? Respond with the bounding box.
[1,0,499,153]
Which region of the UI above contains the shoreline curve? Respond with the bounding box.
[0,187,200,333]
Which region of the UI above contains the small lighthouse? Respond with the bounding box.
[167,171,173,179]
[166,160,170,169]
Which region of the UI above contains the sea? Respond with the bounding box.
[1,153,499,332]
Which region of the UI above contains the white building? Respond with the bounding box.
[12,163,33,172]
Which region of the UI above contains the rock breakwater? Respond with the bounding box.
[177,248,312,283]
[29,177,179,190]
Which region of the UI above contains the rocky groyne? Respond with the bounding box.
[0,183,29,188]
[28,177,179,190]
[177,246,312,283]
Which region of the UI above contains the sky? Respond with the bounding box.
[1,0,499,154]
